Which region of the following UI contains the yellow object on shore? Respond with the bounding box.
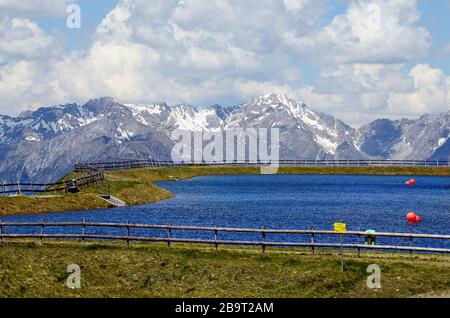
[334,222,347,234]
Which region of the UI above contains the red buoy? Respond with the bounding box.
[406,212,417,222]
[415,215,422,223]
[405,179,416,185]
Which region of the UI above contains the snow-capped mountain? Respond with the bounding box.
[356,112,450,160]
[0,93,449,182]
[225,93,365,159]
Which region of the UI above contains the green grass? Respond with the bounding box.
[0,194,109,216]
[1,165,450,216]
[0,240,449,298]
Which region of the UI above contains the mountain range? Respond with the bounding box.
[1,93,449,182]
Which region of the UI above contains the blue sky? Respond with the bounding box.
[416,0,450,72]
[34,0,118,52]
[0,0,449,127]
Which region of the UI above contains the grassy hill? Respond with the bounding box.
[0,240,449,298]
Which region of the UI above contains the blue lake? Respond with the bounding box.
[2,174,450,249]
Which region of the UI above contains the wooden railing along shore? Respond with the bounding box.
[0,170,104,196]
[0,221,449,256]
[74,159,450,172]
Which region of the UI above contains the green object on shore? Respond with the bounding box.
[365,229,377,246]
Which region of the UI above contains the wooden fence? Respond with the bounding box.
[0,170,104,196]
[0,221,449,256]
[74,159,450,172]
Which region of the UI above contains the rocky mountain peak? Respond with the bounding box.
[248,93,304,111]
[84,97,124,115]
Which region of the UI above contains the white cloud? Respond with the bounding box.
[0,60,55,113]
[180,48,234,72]
[96,1,134,39]
[387,64,450,115]
[233,80,298,101]
[313,64,411,97]
[298,63,450,126]
[48,40,162,102]
[0,17,57,58]
[283,0,308,11]
[0,0,74,17]
[94,0,327,71]
[284,0,431,64]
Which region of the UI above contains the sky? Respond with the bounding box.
[0,0,449,127]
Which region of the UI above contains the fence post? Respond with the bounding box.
[214,228,218,251]
[311,232,315,255]
[82,218,86,244]
[339,234,344,272]
[357,226,361,257]
[126,221,130,247]
[40,218,44,245]
[409,235,413,259]
[261,225,266,254]
[168,225,172,249]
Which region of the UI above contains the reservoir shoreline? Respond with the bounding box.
[1,165,450,216]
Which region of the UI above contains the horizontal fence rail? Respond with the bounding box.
[74,159,450,172]
[0,221,449,256]
[0,170,104,196]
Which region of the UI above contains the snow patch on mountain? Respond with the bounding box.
[437,137,448,148]
[314,134,338,154]
[25,133,40,142]
[124,103,165,126]
[78,116,99,127]
[169,106,224,131]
